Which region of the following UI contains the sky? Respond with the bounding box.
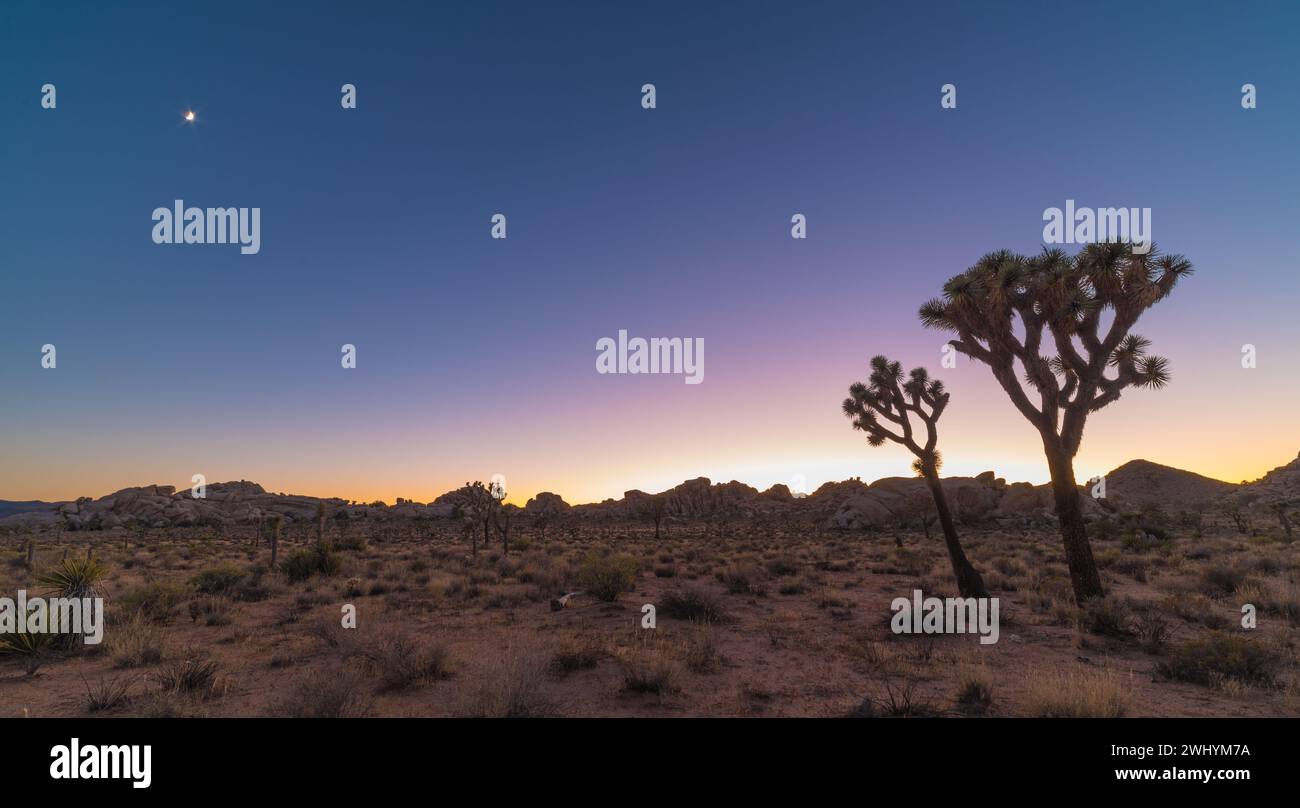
[2,0,1298,505]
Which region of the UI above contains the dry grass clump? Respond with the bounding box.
[1199,565,1247,597]
[953,663,994,715]
[618,634,682,698]
[456,645,557,717]
[271,667,374,717]
[109,612,166,668]
[548,636,603,677]
[684,623,722,674]
[1024,666,1131,717]
[659,586,728,623]
[82,674,137,713]
[1077,595,1133,636]
[717,562,766,595]
[117,581,187,622]
[852,675,942,718]
[154,655,221,698]
[359,633,452,691]
[1155,633,1282,687]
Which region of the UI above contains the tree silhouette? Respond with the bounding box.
[842,355,988,598]
[919,242,1192,602]
[450,481,496,556]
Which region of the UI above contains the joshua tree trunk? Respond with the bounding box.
[1044,440,1104,602]
[921,472,988,599]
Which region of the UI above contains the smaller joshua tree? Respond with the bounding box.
[451,482,497,556]
[843,356,988,598]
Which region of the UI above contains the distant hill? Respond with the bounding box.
[5,453,1296,531]
[0,500,56,517]
[1103,459,1238,507]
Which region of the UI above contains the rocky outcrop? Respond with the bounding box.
[1233,453,1300,503]
[3,453,1291,533]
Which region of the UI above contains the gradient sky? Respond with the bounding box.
[2,0,1298,505]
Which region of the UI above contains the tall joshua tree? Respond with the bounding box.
[451,481,496,556]
[843,355,988,598]
[919,243,1192,603]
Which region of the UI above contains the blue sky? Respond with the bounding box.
[2,0,1298,502]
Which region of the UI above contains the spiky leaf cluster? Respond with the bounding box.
[918,242,1191,456]
[843,355,948,475]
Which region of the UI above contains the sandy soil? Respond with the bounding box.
[1,520,1296,717]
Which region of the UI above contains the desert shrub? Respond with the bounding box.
[272,667,374,717]
[764,556,798,577]
[778,580,809,595]
[155,657,220,696]
[1134,610,1173,653]
[653,565,677,578]
[1110,556,1150,582]
[0,628,54,672]
[82,675,136,712]
[1162,593,1228,629]
[360,634,452,691]
[1078,596,1133,636]
[718,563,765,595]
[1239,580,1300,626]
[890,548,931,577]
[684,624,722,674]
[549,642,601,676]
[188,596,231,626]
[659,586,728,623]
[281,545,342,583]
[190,563,246,595]
[868,677,942,717]
[1024,667,1130,717]
[333,534,368,552]
[1121,530,1165,552]
[1156,633,1281,687]
[954,666,994,715]
[576,552,639,602]
[456,647,556,717]
[619,638,682,697]
[118,581,187,622]
[110,612,166,668]
[1200,566,1247,597]
[992,556,1027,576]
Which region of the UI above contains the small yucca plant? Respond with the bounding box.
[0,630,53,657]
[0,629,55,674]
[36,557,108,599]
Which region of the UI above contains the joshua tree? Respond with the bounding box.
[641,494,668,539]
[919,243,1192,602]
[267,513,283,566]
[1268,499,1296,541]
[450,481,497,556]
[842,355,988,598]
[315,501,328,549]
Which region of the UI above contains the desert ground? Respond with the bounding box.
[2,511,1297,718]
